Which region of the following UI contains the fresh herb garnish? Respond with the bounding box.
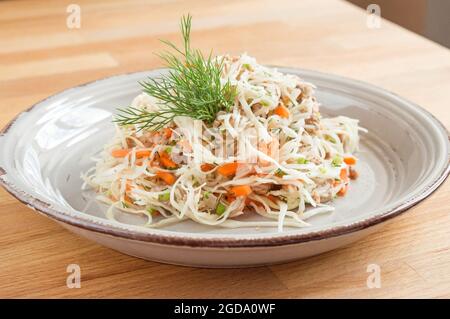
[114,14,236,131]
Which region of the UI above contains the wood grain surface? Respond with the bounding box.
[0,0,449,298]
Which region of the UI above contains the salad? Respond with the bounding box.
[82,15,365,231]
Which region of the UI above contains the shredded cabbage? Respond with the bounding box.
[82,54,365,231]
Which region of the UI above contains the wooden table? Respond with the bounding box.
[1,0,449,298]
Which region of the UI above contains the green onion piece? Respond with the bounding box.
[204,191,210,199]
[215,202,227,216]
[319,167,327,174]
[297,157,308,164]
[158,192,170,201]
[165,146,172,154]
[331,155,342,167]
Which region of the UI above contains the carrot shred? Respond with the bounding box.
[217,162,239,177]
[274,104,289,118]
[226,195,236,203]
[111,149,129,158]
[344,156,356,165]
[135,159,144,166]
[229,185,252,197]
[340,168,348,182]
[159,152,178,169]
[135,150,151,159]
[111,149,150,159]
[125,182,132,192]
[156,171,176,185]
[201,163,215,172]
[163,128,172,139]
[124,194,134,204]
[337,184,348,196]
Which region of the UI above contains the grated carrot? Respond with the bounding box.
[274,104,289,118]
[163,128,172,139]
[337,184,348,197]
[229,185,252,197]
[111,149,150,159]
[340,168,348,182]
[125,182,132,192]
[344,156,356,165]
[201,163,215,172]
[159,152,178,169]
[156,171,176,185]
[217,162,238,177]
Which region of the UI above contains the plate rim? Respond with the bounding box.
[1,67,449,248]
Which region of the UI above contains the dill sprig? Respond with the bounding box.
[114,14,236,131]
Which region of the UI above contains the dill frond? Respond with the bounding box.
[114,14,236,131]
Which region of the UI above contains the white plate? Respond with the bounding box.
[1,68,449,267]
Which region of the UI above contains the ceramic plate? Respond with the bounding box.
[1,68,449,267]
